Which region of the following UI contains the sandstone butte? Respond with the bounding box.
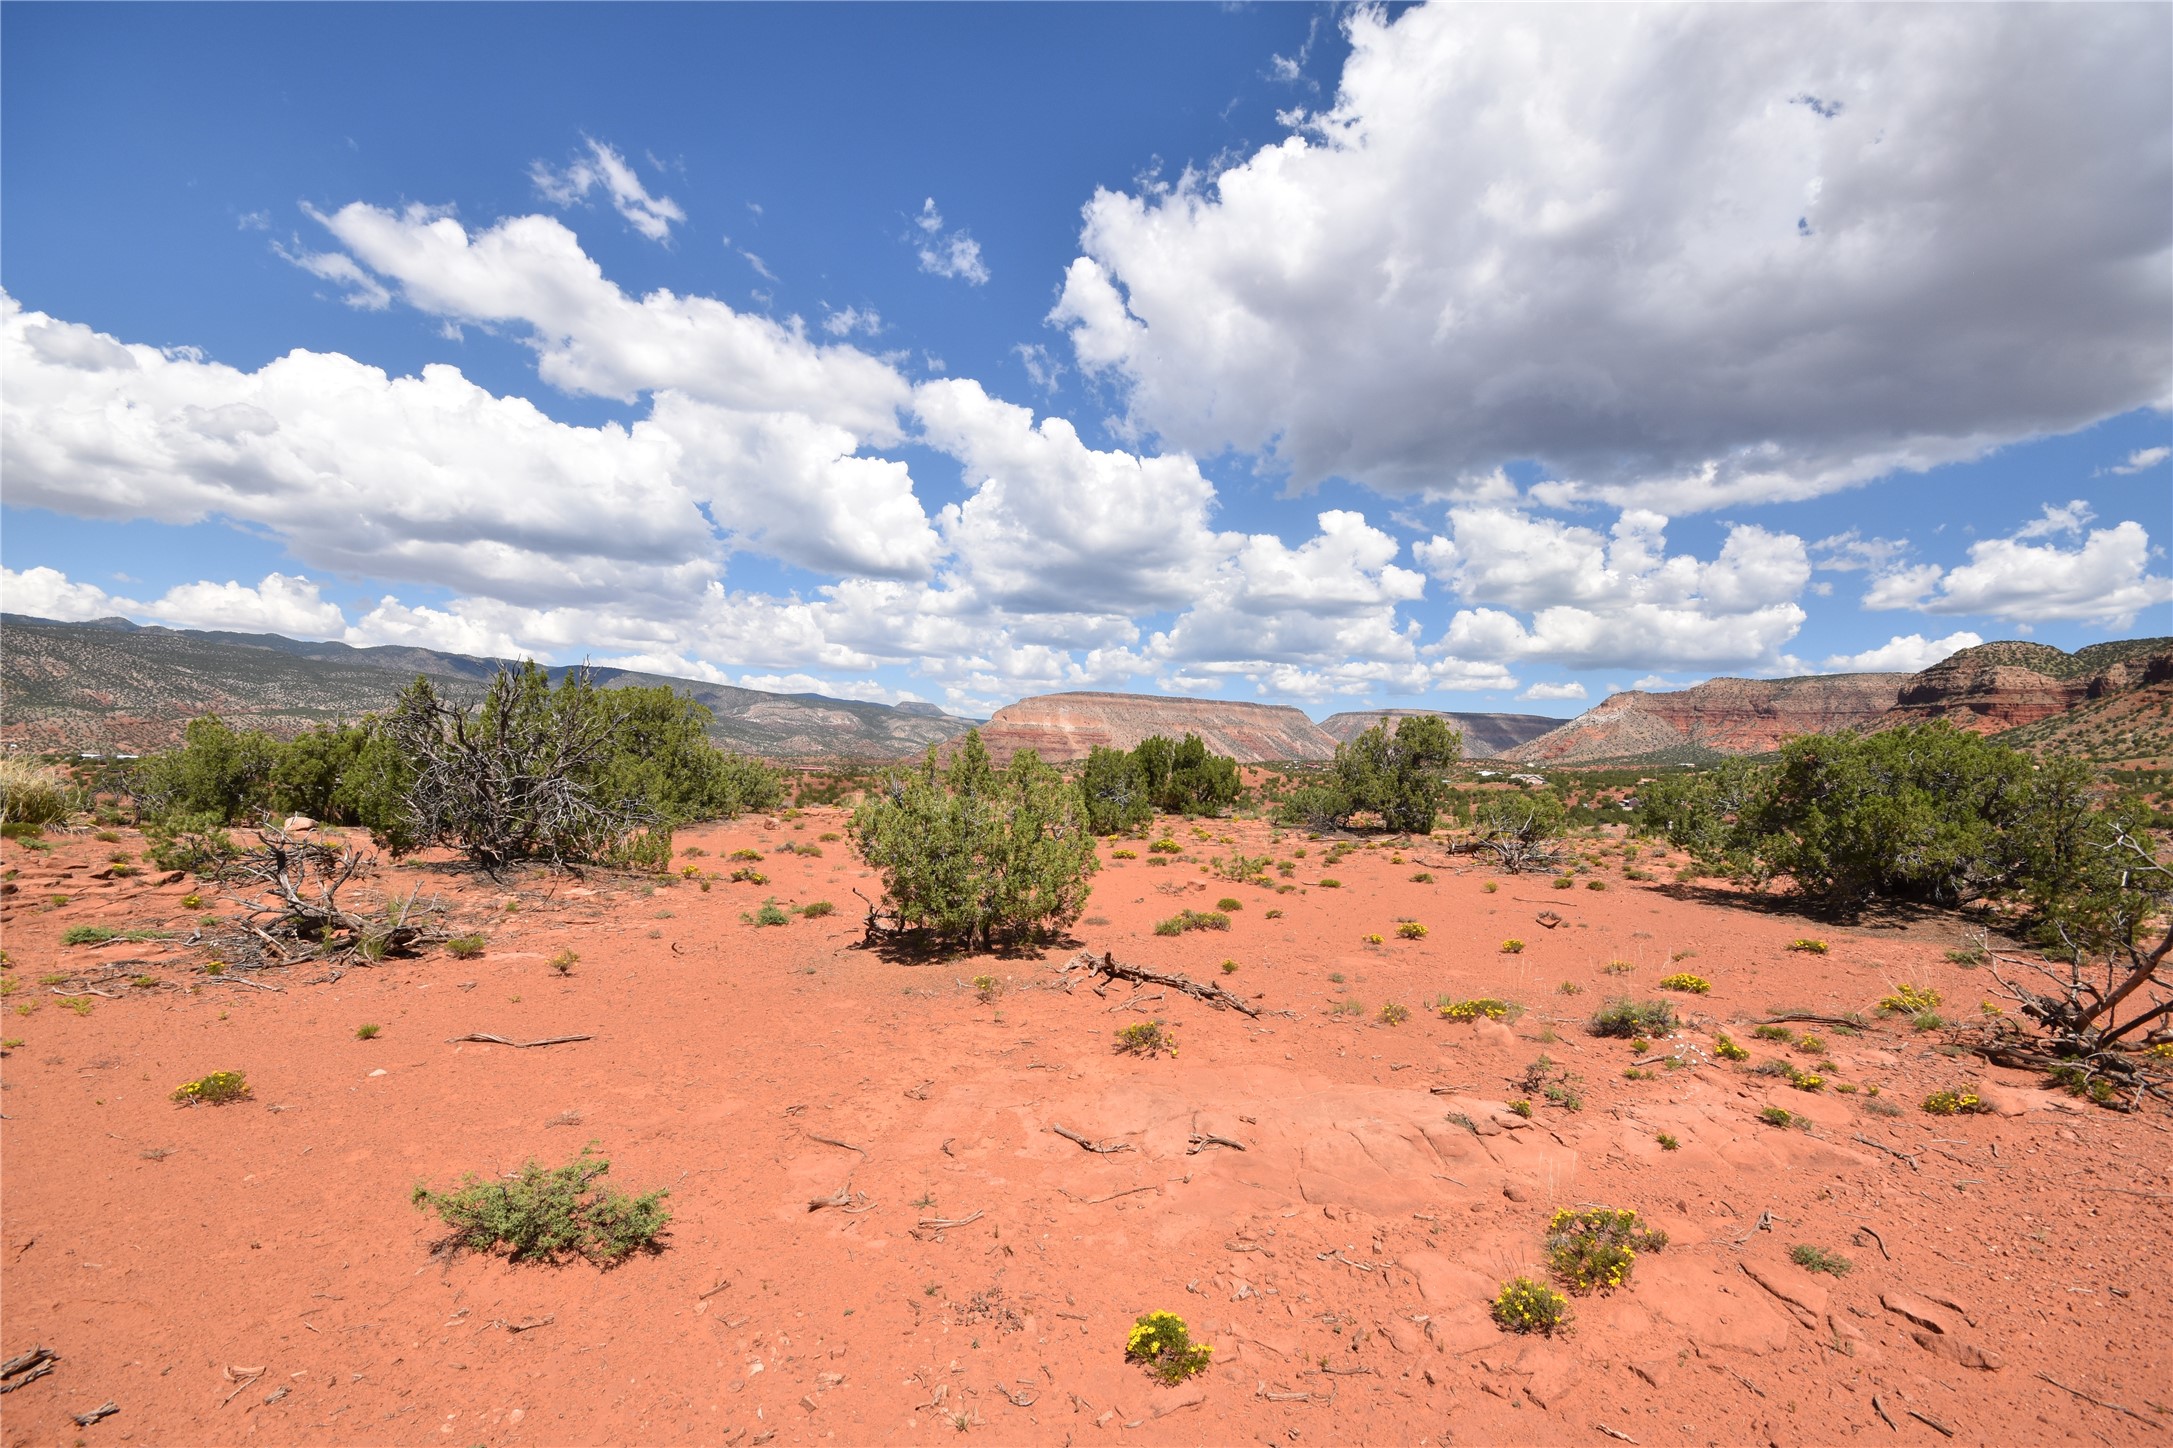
[1506,636,2173,765]
[975,691,1338,765]
[1318,707,1562,758]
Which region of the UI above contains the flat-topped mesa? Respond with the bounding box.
[975,691,1338,765]
[1506,673,1908,764]
[1319,708,1562,759]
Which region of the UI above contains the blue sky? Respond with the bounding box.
[4,3,2168,719]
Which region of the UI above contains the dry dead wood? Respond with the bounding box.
[808,1187,874,1214]
[1052,1123,1133,1155]
[445,1033,592,1049]
[1061,950,1258,1018]
[0,1347,56,1393]
[1186,1130,1246,1155]
[72,1401,118,1427]
[806,1132,869,1159]
[2033,1371,2161,1426]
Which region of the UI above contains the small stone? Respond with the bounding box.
[283,815,316,833]
[1503,1184,1529,1203]
[368,1068,388,1078]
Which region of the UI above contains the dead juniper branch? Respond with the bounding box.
[1052,1123,1133,1155]
[216,827,444,963]
[388,664,662,875]
[1972,822,2172,1109]
[1061,949,1259,1018]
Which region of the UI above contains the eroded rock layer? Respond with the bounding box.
[977,691,1338,764]
[1318,708,1563,758]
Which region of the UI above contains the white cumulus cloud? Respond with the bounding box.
[914,199,990,285]
[1520,681,1589,702]
[1865,509,2173,627]
[1821,631,1984,673]
[1052,3,2172,509]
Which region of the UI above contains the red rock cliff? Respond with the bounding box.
[1506,674,1907,764]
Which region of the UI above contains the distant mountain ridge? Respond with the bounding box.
[1318,708,1560,758]
[0,614,976,761]
[1503,637,2173,766]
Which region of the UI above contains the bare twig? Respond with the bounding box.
[1052,1123,1133,1155]
[446,1033,592,1048]
[1871,1395,1897,1431]
[71,1401,118,1427]
[917,1210,984,1230]
[1905,1408,1955,1437]
[806,1132,869,1159]
[2034,1371,2161,1426]
[1852,1134,1921,1172]
[218,1365,265,1408]
[1186,1131,1246,1155]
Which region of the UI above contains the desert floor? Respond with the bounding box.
[2,812,2169,1446]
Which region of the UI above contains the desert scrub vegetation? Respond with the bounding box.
[1790,1244,1851,1277]
[1378,1002,1411,1026]
[1546,1207,1667,1293]
[1921,1088,1990,1116]
[1788,938,1830,954]
[1275,715,1462,834]
[850,732,1099,949]
[1879,982,1942,1014]
[171,1070,251,1106]
[1397,921,1428,939]
[1113,1020,1175,1058]
[1079,735,1241,835]
[1153,909,1231,937]
[1499,937,1525,954]
[411,1147,670,1267]
[354,1023,382,1040]
[445,934,488,959]
[1713,1032,1751,1061]
[1214,896,1244,911]
[1657,972,1711,994]
[0,757,77,826]
[1589,998,1675,1038]
[1437,997,1518,1022]
[62,925,165,947]
[1491,1276,1568,1335]
[1125,1312,1213,1384]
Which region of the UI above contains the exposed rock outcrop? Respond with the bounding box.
[976,691,1337,764]
[1879,638,2173,734]
[1506,674,1907,764]
[1318,709,1563,758]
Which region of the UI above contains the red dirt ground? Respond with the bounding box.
[3,814,2169,1446]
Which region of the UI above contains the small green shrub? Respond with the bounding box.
[1752,1024,1793,1042]
[1794,1033,1826,1054]
[1911,1010,1945,1032]
[728,849,763,862]
[1551,876,1575,890]
[972,974,1002,1004]
[1482,881,1498,893]
[1787,939,1829,954]
[1789,1244,1851,1277]
[1153,909,1231,936]
[411,1147,670,1266]
[1879,983,1941,1014]
[1656,1132,1680,1150]
[1921,1088,1988,1116]
[1219,959,1238,974]
[1507,1099,1533,1118]
[1115,1020,1174,1057]
[1657,972,1710,994]
[549,949,579,975]
[1148,839,1181,854]
[1410,871,1434,883]
[1215,897,1243,912]
[1264,908,1283,919]
[1585,879,1607,891]
[1713,1033,1750,1061]
[1546,1207,1666,1293]
[753,902,790,927]
[1558,980,1583,996]
[800,900,836,918]
[1331,997,1364,1017]
[1492,1277,1569,1335]
[2046,1063,2120,1105]
[1362,932,1384,944]
[1437,997,1517,1022]
[1318,877,1342,889]
[63,925,118,946]
[446,934,487,959]
[355,1023,381,1040]
[1589,998,1674,1038]
[729,867,769,885]
[1378,1002,1410,1026]
[1603,959,1636,974]
[1125,1311,1213,1384]
[0,758,75,825]
[171,1070,251,1106]
[1944,943,1989,966]
[1499,937,1525,954]
[1111,848,1138,859]
[1758,1106,1795,1127]
[1395,920,1430,941]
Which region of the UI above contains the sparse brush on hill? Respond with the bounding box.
[849,731,1099,949]
[411,1147,670,1266]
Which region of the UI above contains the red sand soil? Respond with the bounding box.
[3,814,2169,1446]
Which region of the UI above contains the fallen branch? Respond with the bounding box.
[1851,1133,1921,1172]
[1224,1239,1275,1257]
[218,1365,265,1408]
[1062,950,1259,1018]
[1316,1249,1378,1272]
[1855,1225,1892,1261]
[2034,1371,2161,1426]
[1872,1395,1898,1432]
[806,1132,869,1159]
[501,1316,554,1333]
[207,975,283,992]
[72,1401,118,1427]
[1052,1123,1133,1155]
[1594,1426,1638,1445]
[0,1347,56,1394]
[1317,1363,1375,1376]
[917,1210,983,1230]
[1063,1183,1163,1205]
[1906,1408,1955,1438]
[808,1187,875,1214]
[1186,1131,1247,1155]
[992,1381,1037,1408]
[445,1033,592,1048]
